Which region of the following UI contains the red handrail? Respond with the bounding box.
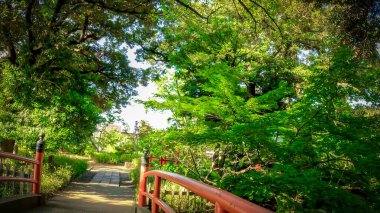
[0,133,46,195]
[0,151,39,165]
[0,177,37,183]
[138,150,272,213]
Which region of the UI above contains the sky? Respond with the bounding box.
[116,48,172,131]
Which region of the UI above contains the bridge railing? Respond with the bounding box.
[149,151,179,167]
[0,133,46,196]
[138,149,272,213]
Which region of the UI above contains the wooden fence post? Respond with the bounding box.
[32,132,45,194]
[138,148,149,207]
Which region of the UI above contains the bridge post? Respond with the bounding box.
[33,132,45,194]
[152,175,161,213]
[215,202,226,213]
[138,148,149,207]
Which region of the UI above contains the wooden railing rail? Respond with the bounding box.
[0,133,46,195]
[138,148,272,213]
[149,151,179,167]
[0,152,39,165]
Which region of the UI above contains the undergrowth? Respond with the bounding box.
[41,155,88,195]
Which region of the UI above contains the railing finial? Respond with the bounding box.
[141,147,149,166]
[36,132,45,153]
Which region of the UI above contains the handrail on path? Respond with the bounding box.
[138,149,272,213]
[0,133,46,195]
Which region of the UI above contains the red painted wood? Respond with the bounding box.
[138,164,149,207]
[0,177,37,183]
[154,198,176,213]
[0,134,45,196]
[152,175,161,213]
[149,155,177,166]
[140,170,272,213]
[0,151,38,165]
[32,152,44,194]
[215,202,226,213]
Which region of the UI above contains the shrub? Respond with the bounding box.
[131,158,141,185]
[120,153,138,162]
[52,155,88,178]
[40,155,88,195]
[93,152,138,164]
[41,166,72,194]
[92,152,117,164]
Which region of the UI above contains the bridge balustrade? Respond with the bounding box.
[138,149,272,213]
[0,133,45,199]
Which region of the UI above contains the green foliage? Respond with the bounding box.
[52,155,88,178]
[131,157,142,199]
[0,0,156,153]
[41,166,72,195]
[92,152,138,164]
[91,128,132,153]
[131,158,141,185]
[137,1,380,212]
[41,155,88,195]
[0,0,379,212]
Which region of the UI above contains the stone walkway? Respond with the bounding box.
[91,171,120,185]
[24,163,136,213]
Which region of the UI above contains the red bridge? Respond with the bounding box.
[137,149,272,213]
[0,134,272,213]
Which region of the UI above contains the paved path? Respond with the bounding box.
[25,163,136,213]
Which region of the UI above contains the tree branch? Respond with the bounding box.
[80,16,89,42]
[140,45,169,62]
[84,0,150,15]
[249,0,283,39]
[189,149,203,181]
[237,0,257,34]
[232,0,244,20]
[174,0,206,20]
[289,109,321,144]
[206,6,222,23]
[68,33,101,45]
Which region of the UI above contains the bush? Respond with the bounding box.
[41,166,72,194]
[93,152,138,164]
[52,155,88,178]
[92,152,118,164]
[120,153,138,162]
[40,155,88,195]
[131,158,141,185]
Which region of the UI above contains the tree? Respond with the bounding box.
[0,0,157,150]
[139,0,380,211]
